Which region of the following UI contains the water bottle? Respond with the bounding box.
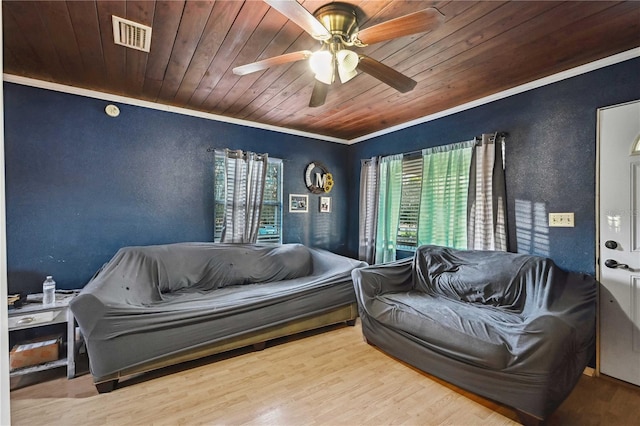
[43,276,56,306]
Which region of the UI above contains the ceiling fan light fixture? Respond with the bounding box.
[338,67,357,84]
[336,49,358,83]
[233,2,446,106]
[314,70,334,85]
[309,50,334,85]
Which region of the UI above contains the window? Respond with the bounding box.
[418,145,472,249]
[365,135,506,263]
[257,160,283,243]
[214,154,226,241]
[395,148,472,251]
[214,152,283,244]
[375,141,474,258]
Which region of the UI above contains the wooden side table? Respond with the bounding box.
[8,293,79,379]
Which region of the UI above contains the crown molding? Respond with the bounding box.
[1,74,350,145]
[4,48,638,146]
[350,48,640,144]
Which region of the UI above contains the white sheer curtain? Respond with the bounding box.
[467,133,508,250]
[220,149,268,243]
[358,157,379,264]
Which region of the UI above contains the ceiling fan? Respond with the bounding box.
[232,0,444,107]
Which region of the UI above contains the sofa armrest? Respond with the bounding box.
[69,293,107,338]
[351,257,414,306]
[513,313,594,404]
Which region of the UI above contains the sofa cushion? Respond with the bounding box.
[249,243,313,283]
[414,245,534,311]
[373,291,522,370]
[180,243,312,291]
[113,243,313,294]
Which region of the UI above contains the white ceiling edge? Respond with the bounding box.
[3,47,639,146]
[1,74,349,145]
[350,47,640,144]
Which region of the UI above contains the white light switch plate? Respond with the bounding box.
[549,212,574,227]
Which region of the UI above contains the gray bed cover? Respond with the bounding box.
[71,243,365,379]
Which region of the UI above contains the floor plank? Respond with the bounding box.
[10,321,640,425]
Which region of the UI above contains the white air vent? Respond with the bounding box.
[112,15,152,52]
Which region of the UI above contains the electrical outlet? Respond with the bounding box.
[549,212,574,227]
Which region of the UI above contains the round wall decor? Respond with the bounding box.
[304,161,334,194]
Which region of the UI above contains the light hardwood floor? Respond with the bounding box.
[10,321,640,425]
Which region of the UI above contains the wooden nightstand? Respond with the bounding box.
[8,292,79,379]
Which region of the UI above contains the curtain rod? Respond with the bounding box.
[476,132,508,141]
[382,132,509,161]
[206,147,267,160]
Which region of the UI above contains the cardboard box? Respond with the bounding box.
[9,338,59,370]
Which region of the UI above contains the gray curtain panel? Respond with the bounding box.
[358,157,379,264]
[467,133,508,250]
[220,149,268,243]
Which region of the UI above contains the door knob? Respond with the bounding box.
[605,240,618,249]
[604,259,629,269]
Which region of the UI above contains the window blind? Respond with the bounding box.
[214,154,226,241]
[397,155,423,248]
[257,160,283,243]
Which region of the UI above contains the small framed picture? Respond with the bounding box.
[289,194,309,213]
[320,196,331,213]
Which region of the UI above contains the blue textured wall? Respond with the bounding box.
[5,57,639,293]
[4,84,350,292]
[347,58,640,275]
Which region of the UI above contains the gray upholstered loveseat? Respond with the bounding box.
[351,245,596,423]
[71,243,365,392]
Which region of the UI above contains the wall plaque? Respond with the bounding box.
[304,161,334,194]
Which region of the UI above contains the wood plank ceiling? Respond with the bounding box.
[3,1,639,141]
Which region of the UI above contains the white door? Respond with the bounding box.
[599,100,640,386]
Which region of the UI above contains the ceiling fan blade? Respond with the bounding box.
[357,55,417,93]
[309,80,329,107]
[233,50,312,76]
[355,7,444,46]
[264,0,331,40]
